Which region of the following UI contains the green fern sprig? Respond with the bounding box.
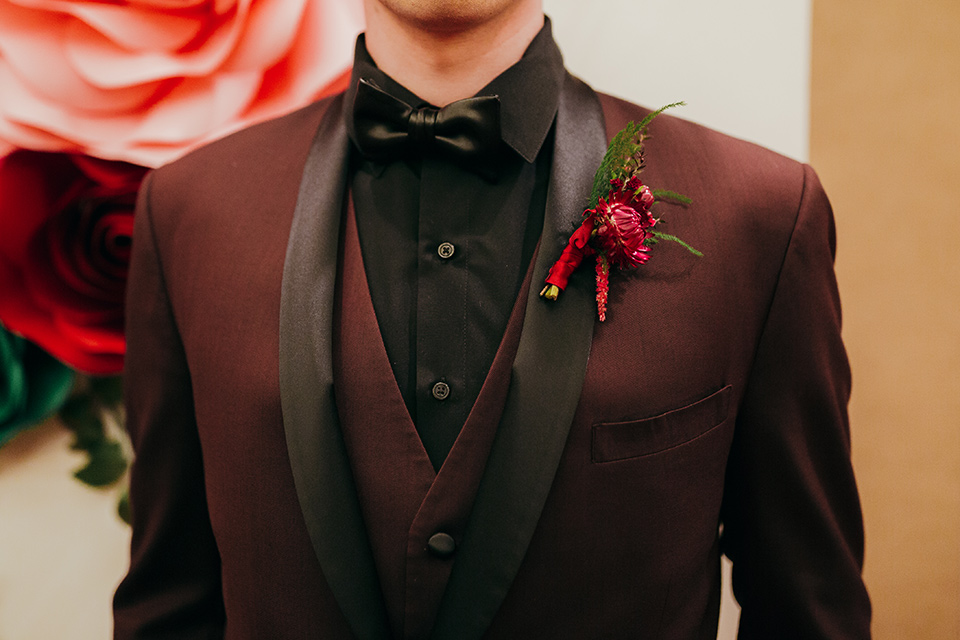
[651,189,692,205]
[649,231,703,256]
[588,102,686,208]
[589,121,643,207]
[636,101,685,136]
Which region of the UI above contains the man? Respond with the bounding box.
[114,0,872,638]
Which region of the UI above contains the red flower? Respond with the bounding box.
[541,177,664,320]
[593,176,656,269]
[0,150,147,374]
[540,110,698,321]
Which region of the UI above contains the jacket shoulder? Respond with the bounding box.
[161,94,339,176]
[145,94,343,226]
[595,92,819,243]
[596,92,801,173]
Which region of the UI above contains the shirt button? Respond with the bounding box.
[437,242,455,259]
[427,532,456,558]
[431,381,450,401]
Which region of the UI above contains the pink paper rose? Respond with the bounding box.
[0,0,363,167]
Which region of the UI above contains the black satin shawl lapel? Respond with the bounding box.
[278,95,391,639]
[431,74,607,640]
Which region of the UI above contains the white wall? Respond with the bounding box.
[546,0,812,161]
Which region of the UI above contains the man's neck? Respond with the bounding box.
[362,0,544,107]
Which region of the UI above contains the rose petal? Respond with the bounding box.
[0,257,103,371]
[244,0,361,115]
[67,3,206,52]
[129,72,262,145]
[0,101,143,157]
[63,8,244,88]
[221,0,306,72]
[89,210,135,276]
[53,314,125,354]
[88,142,179,169]
[24,229,121,315]
[0,151,139,375]
[6,0,211,11]
[0,65,167,152]
[0,0,363,166]
[0,120,78,154]
[71,155,146,189]
[128,0,214,10]
[51,315,125,375]
[0,39,161,113]
[0,151,75,261]
[0,258,123,374]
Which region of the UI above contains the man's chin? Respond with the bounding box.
[369,0,536,33]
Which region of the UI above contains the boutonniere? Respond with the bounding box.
[540,103,701,321]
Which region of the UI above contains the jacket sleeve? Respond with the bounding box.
[720,164,872,638]
[113,171,226,639]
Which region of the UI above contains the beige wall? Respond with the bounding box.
[811,1,960,637]
[0,421,130,639]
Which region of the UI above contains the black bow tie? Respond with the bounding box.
[351,77,502,174]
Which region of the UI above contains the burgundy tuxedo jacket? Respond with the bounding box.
[114,72,871,639]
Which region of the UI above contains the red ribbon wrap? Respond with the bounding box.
[544,215,595,291]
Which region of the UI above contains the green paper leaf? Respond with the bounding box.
[0,328,75,448]
[59,395,106,451]
[90,376,123,406]
[73,439,128,487]
[117,489,131,525]
[0,331,27,425]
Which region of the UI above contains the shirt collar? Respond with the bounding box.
[344,16,564,164]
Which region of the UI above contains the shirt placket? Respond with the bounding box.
[415,158,471,470]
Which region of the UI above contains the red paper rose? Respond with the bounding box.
[0,150,147,374]
[0,0,362,167]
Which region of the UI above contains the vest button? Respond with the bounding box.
[437,242,455,259]
[431,381,450,400]
[427,532,456,558]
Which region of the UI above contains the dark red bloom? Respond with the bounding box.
[0,151,147,374]
[592,177,657,269]
[541,177,662,320]
[542,178,658,299]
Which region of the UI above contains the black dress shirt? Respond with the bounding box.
[344,19,565,469]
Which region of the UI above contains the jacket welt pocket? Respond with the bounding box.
[591,385,732,463]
